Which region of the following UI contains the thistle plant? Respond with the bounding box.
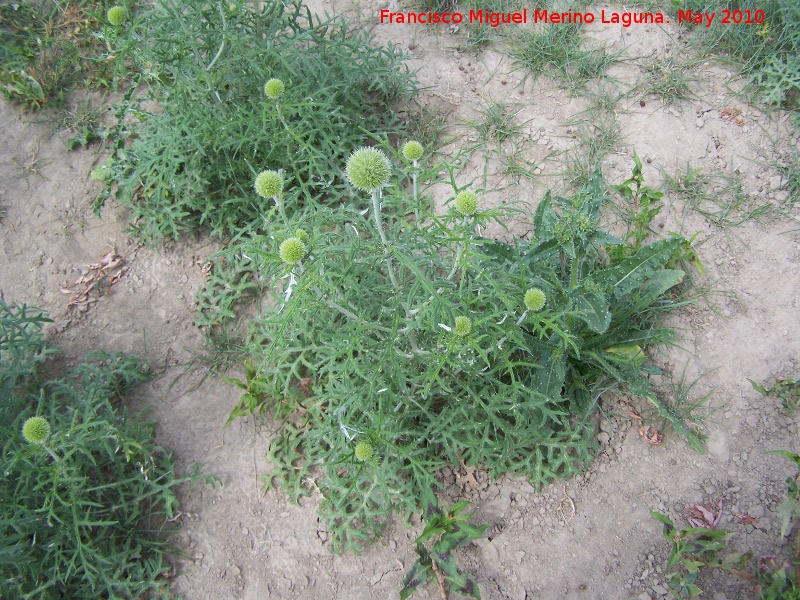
[21,415,50,444]
[402,140,424,224]
[1,301,217,598]
[100,0,418,241]
[223,143,697,558]
[264,78,285,100]
[107,6,127,26]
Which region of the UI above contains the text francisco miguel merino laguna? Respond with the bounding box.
[379,8,672,28]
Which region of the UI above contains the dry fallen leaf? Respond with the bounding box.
[457,460,479,491]
[720,107,744,126]
[65,249,125,308]
[736,513,759,525]
[687,499,723,529]
[639,424,663,446]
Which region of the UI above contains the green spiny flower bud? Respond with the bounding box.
[402,140,423,161]
[524,288,546,312]
[346,147,391,192]
[264,78,285,100]
[22,416,51,444]
[279,237,306,265]
[577,214,592,233]
[255,170,283,199]
[294,228,309,244]
[355,441,373,461]
[107,6,127,25]
[454,191,478,216]
[454,316,472,337]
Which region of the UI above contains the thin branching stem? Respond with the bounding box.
[372,188,399,291]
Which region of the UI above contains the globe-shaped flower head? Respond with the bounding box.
[454,316,472,337]
[524,288,546,312]
[22,417,51,444]
[107,6,127,25]
[354,442,373,461]
[294,228,309,244]
[254,170,283,199]
[279,237,306,265]
[264,78,285,100]
[346,147,391,192]
[454,191,479,216]
[402,141,423,161]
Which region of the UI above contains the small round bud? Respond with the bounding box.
[255,170,283,199]
[524,288,546,312]
[227,2,238,14]
[107,6,127,25]
[354,442,373,461]
[264,78,285,100]
[294,228,309,244]
[402,141,423,161]
[454,191,478,216]
[22,417,51,444]
[279,237,306,265]
[453,316,472,337]
[577,214,592,233]
[346,147,391,192]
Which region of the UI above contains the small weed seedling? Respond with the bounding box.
[612,150,664,249]
[750,375,800,412]
[401,489,489,600]
[639,55,695,105]
[653,450,800,598]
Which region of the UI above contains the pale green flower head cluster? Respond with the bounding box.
[346,147,391,192]
[402,140,423,161]
[279,237,306,264]
[454,316,472,337]
[22,416,51,444]
[355,441,373,461]
[264,78,285,100]
[524,288,546,312]
[107,6,127,25]
[255,170,283,199]
[294,228,309,244]
[454,191,478,216]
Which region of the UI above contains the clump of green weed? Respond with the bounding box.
[100,0,418,242]
[226,143,697,554]
[653,450,800,598]
[511,20,619,92]
[401,490,489,599]
[0,301,218,598]
[672,0,800,110]
[639,55,695,105]
[560,108,622,191]
[750,374,800,411]
[662,162,772,228]
[0,1,124,109]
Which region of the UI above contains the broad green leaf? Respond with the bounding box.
[454,574,482,599]
[450,501,473,517]
[571,291,611,334]
[532,190,557,237]
[595,237,683,298]
[400,560,432,600]
[637,269,685,306]
[591,231,626,246]
[220,376,247,391]
[604,345,644,363]
[769,450,800,467]
[747,378,768,396]
[533,344,566,400]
